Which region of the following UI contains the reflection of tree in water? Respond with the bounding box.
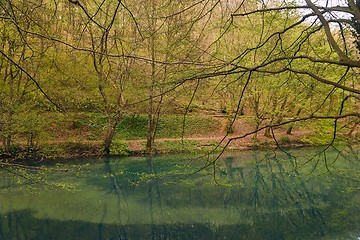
[0,149,358,239]
[0,160,132,240]
[256,152,325,237]
[221,149,360,239]
[96,150,359,239]
[97,157,129,239]
[97,156,176,239]
[146,156,168,240]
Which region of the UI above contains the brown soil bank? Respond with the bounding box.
[1,114,359,160]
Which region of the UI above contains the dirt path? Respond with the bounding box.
[126,117,309,152]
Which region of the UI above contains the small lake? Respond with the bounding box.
[0,146,359,239]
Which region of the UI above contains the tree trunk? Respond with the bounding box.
[103,126,115,156]
[146,4,157,154]
[264,125,272,138]
[3,112,13,155]
[287,108,302,135]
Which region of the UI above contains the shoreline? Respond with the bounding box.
[1,115,358,163]
[1,136,357,164]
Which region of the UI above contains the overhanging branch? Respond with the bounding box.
[305,0,349,61]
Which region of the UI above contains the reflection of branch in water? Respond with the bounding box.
[248,152,267,210]
[0,214,4,239]
[100,157,129,239]
[269,119,356,174]
[270,153,325,234]
[235,151,326,235]
[146,156,169,239]
[298,145,348,174]
[147,157,156,239]
[103,159,123,196]
[0,210,36,240]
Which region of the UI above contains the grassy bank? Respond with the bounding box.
[0,113,223,160]
[0,112,358,161]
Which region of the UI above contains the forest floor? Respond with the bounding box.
[2,112,358,161]
[126,115,314,153]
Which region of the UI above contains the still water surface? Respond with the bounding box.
[0,147,359,239]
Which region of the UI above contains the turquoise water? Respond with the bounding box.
[0,147,359,239]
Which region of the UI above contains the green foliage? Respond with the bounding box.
[0,0,358,159]
[116,115,148,139]
[110,141,129,156]
[36,142,102,159]
[156,115,219,138]
[301,120,336,145]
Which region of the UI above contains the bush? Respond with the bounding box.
[110,141,129,156]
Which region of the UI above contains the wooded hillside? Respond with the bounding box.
[0,0,359,158]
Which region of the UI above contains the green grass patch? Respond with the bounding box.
[154,140,200,153]
[300,119,338,146]
[116,114,219,140]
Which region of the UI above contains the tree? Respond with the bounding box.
[0,0,358,160]
[0,0,59,154]
[121,0,221,153]
[189,0,359,153]
[64,0,146,155]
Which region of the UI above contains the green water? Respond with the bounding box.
[0,147,359,239]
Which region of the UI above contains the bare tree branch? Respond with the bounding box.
[68,0,106,30]
[305,0,349,61]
